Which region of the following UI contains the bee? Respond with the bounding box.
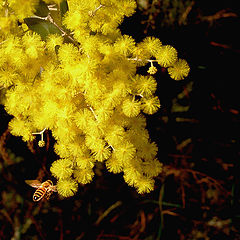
[25,179,57,201]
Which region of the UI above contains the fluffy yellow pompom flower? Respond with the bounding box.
[135,75,157,96]
[0,15,17,36]
[1,0,190,196]
[114,35,135,56]
[46,34,64,52]
[135,176,155,194]
[167,59,190,80]
[106,154,123,174]
[73,167,94,184]
[115,142,136,162]
[142,159,163,177]
[156,45,178,67]
[139,141,158,161]
[8,118,35,141]
[76,157,95,169]
[8,0,39,20]
[74,109,95,131]
[143,37,162,56]
[120,0,137,17]
[92,144,112,162]
[122,98,141,117]
[105,125,126,146]
[22,32,44,59]
[123,167,141,187]
[141,96,161,114]
[58,43,79,65]
[50,158,73,179]
[54,143,70,159]
[95,106,113,122]
[57,178,78,198]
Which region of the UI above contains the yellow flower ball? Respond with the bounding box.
[141,96,161,114]
[122,98,141,117]
[106,155,123,174]
[57,179,78,197]
[73,168,94,184]
[135,176,155,194]
[50,158,73,179]
[156,45,178,67]
[167,59,190,80]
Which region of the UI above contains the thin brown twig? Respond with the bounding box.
[162,209,179,216]
[46,129,50,151]
[180,183,186,208]
[202,9,237,22]
[27,141,35,154]
[178,1,195,25]
[139,210,146,233]
[30,215,46,240]
[95,201,122,225]
[0,129,13,165]
[183,168,228,194]
[0,209,13,226]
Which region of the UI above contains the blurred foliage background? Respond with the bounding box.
[1,0,240,239]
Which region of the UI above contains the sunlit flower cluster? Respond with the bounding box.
[0,0,189,197]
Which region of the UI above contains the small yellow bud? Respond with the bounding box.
[147,65,157,75]
[88,10,94,17]
[38,140,45,147]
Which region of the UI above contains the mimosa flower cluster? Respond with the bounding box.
[0,0,190,197]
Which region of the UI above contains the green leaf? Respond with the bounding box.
[60,0,69,18]
[34,0,49,17]
[24,18,62,40]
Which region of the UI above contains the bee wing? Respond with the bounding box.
[25,180,42,188]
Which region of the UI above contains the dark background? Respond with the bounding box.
[1,0,240,239]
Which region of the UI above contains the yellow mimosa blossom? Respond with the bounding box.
[122,98,141,117]
[0,0,190,197]
[73,167,94,184]
[114,35,135,56]
[57,178,78,197]
[143,37,162,56]
[134,75,157,96]
[168,59,190,80]
[50,158,73,179]
[8,0,39,20]
[141,96,161,114]
[135,176,155,194]
[156,45,178,67]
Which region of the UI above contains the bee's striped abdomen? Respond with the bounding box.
[33,187,46,201]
